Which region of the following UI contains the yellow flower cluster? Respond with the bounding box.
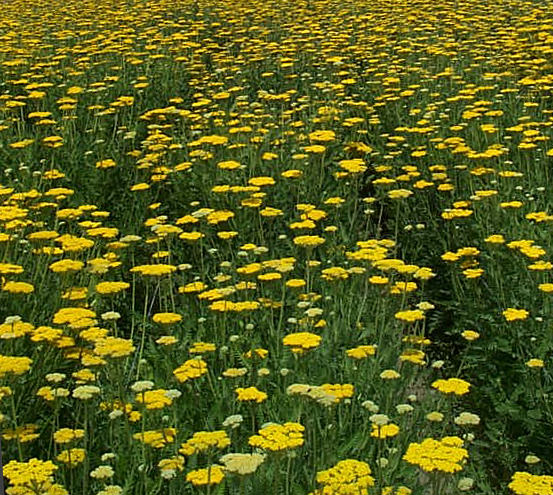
[403,436,468,473]
[235,386,268,403]
[0,355,32,378]
[94,337,135,358]
[346,345,376,359]
[130,264,176,276]
[431,378,471,395]
[53,428,84,444]
[503,308,529,321]
[209,300,260,312]
[312,459,375,494]
[186,465,225,486]
[152,312,182,324]
[95,281,130,295]
[57,448,86,467]
[293,235,326,248]
[133,428,177,448]
[282,332,322,353]
[173,359,208,382]
[135,389,173,410]
[371,423,400,439]
[3,458,66,494]
[509,472,553,495]
[179,430,230,456]
[249,422,305,452]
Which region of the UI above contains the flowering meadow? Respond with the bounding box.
[2,0,553,493]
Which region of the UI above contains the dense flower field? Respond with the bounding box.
[1,0,553,493]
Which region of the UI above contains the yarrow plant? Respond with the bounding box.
[1,0,553,493]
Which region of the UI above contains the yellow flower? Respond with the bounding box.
[308,130,335,142]
[315,459,375,492]
[244,348,268,360]
[249,176,275,187]
[173,359,208,382]
[283,332,322,353]
[320,383,354,403]
[235,386,268,403]
[186,466,225,486]
[179,430,230,456]
[249,422,304,451]
[3,459,58,490]
[152,312,182,325]
[281,169,303,178]
[179,282,208,293]
[388,189,413,199]
[95,281,130,295]
[179,231,205,242]
[133,428,176,448]
[136,389,173,410]
[286,278,306,289]
[49,259,84,273]
[130,264,176,276]
[53,307,96,328]
[371,423,400,439]
[394,310,425,322]
[346,345,376,359]
[432,378,471,395]
[2,281,34,294]
[293,235,325,248]
[156,335,178,346]
[94,337,135,358]
[463,268,484,279]
[380,369,401,380]
[9,139,35,149]
[3,424,40,443]
[339,159,367,174]
[303,144,326,153]
[509,472,553,495]
[96,159,116,169]
[0,355,33,378]
[190,342,216,354]
[53,428,84,444]
[403,437,468,473]
[503,308,529,322]
[57,448,86,467]
[222,367,248,378]
[461,330,480,341]
[131,183,150,191]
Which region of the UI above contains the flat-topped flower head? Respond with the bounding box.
[293,235,325,248]
[186,466,225,486]
[509,471,553,495]
[173,359,208,383]
[235,386,268,403]
[431,378,471,395]
[130,264,176,276]
[395,310,425,323]
[283,332,322,354]
[4,458,58,490]
[503,308,529,322]
[179,430,230,456]
[0,355,32,378]
[152,312,182,325]
[249,422,304,452]
[403,436,468,473]
[315,459,375,493]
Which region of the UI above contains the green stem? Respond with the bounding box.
[10,392,23,461]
